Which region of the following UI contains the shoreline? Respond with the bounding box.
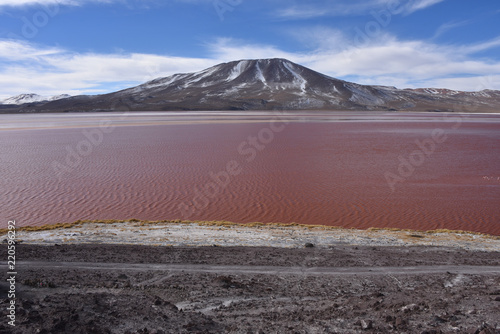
[5,219,499,251]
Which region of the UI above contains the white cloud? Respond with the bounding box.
[462,36,500,54]
[0,39,216,99]
[402,0,445,15]
[206,38,297,63]
[275,6,330,19]
[432,20,470,39]
[287,27,349,51]
[0,39,61,60]
[421,75,500,92]
[275,0,446,19]
[0,0,199,7]
[0,0,114,7]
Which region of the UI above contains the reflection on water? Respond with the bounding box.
[1,112,499,235]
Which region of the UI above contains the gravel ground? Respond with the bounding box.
[1,222,499,333]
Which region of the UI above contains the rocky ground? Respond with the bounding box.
[1,243,499,334]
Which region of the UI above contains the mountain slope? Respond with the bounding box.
[3,59,500,113]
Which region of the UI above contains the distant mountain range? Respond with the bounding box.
[2,59,499,113]
[1,93,71,105]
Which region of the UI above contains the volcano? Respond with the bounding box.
[2,58,499,113]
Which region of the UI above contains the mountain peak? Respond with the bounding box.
[2,93,42,104]
[1,93,71,105]
[134,58,319,95]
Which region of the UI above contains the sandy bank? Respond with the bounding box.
[6,220,500,251]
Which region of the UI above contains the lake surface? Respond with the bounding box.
[1,111,499,235]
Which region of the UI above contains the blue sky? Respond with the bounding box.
[0,0,499,99]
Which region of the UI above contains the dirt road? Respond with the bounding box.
[11,261,500,276]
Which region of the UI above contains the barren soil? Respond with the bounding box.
[1,244,499,334]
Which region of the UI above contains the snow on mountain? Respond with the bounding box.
[2,93,45,105]
[48,94,72,101]
[1,93,71,105]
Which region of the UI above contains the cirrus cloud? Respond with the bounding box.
[275,0,447,19]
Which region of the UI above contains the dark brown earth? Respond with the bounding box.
[1,244,500,333]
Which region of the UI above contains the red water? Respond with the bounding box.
[1,112,499,234]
